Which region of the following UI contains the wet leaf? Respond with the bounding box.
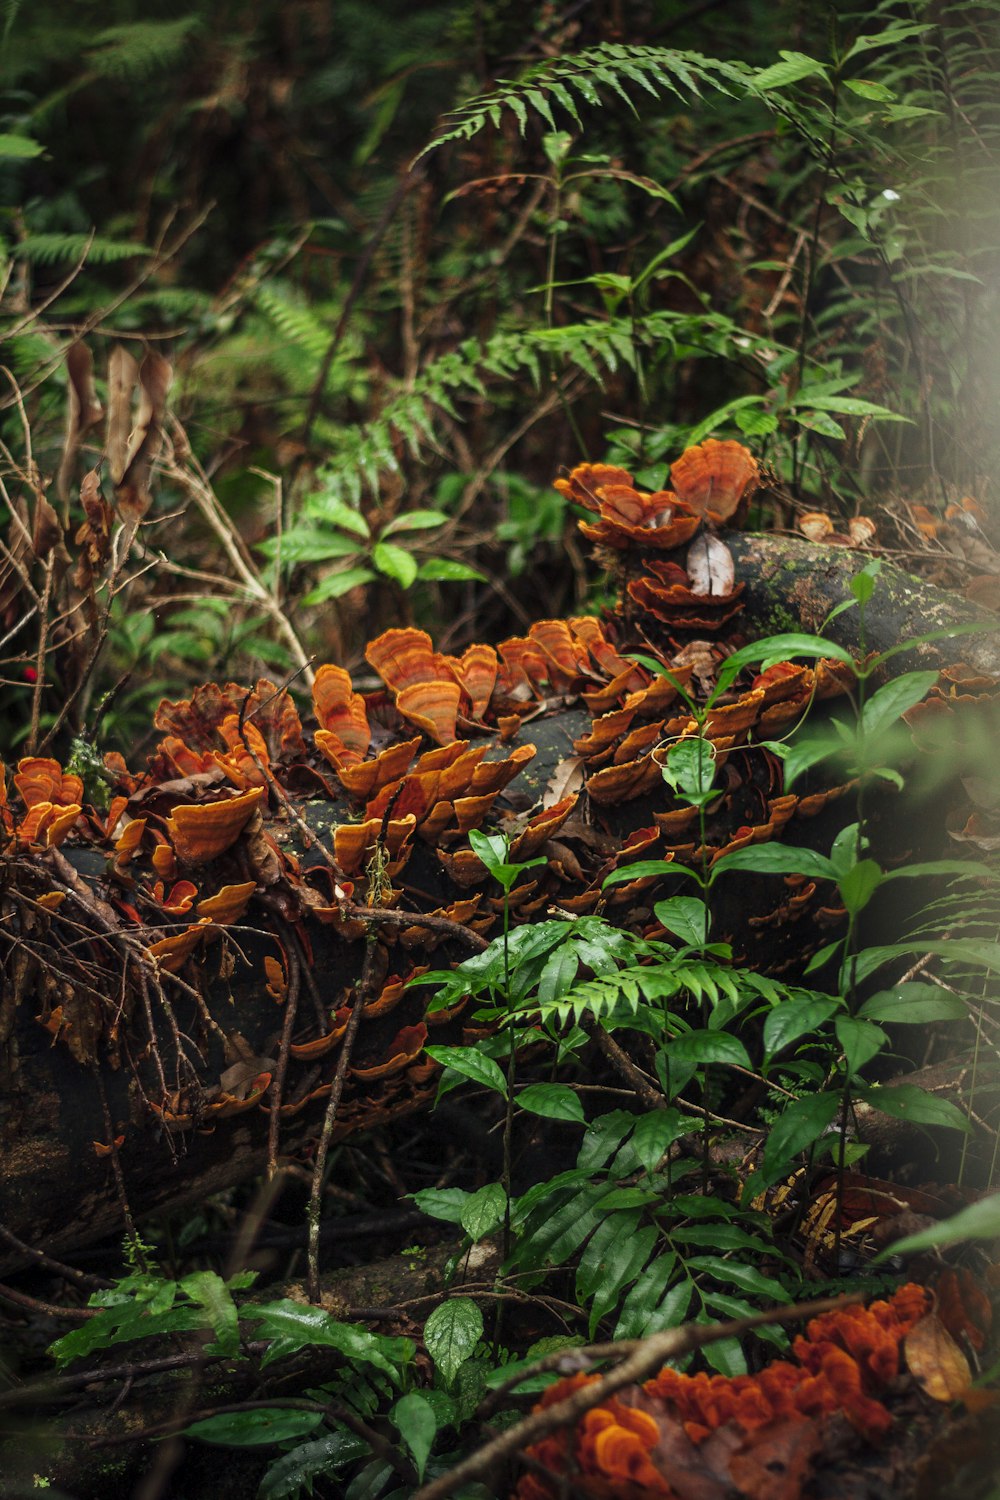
[904,1313,972,1401]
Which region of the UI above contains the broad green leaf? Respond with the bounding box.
[186,1408,324,1446]
[577,1111,638,1172]
[244,1301,413,1379]
[391,1392,438,1480]
[537,944,582,1007]
[835,1016,887,1075]
[858,984,967,1024]
[424,1045,507,1098]
[796,409,846,439]
[874,1192,1000,1259]
[668,1030,751,1069]
[843,78,895,101]
[838,859,883,916]
[851,938,1000,985]
[858,1084,970,1132]
[423,1298,483,1384]
[653,896,707,948]
[721,632,856,673]
[613,1255,677,1338]
[411,1187,472,1225]
[701,1292,789,1349]
[517,1082,585,1123]
[661,737,716,803]
[703,1336,747,1376]
[49,1297,202,1367]
[517,1183,618,1269]
[604,859,701,889]
[860,671,939,738]
[381,509,449,535]
[806,396,906,420]
[256,529,360,565]
[763,996,840,1061]
[684,1257,791,1303]
[417,558,487,582]
[576,1210,642,1303]
[762,1092,841,1181]
[305,494,370,536]
[711,844,836,883]
[670,1224,770,1253]
[372,541,418,588]
[302,567,376,605]
[460,1182,507,1241]
[0,133,44,158]
[587,1226,658,1336]
[259,1432,370,1497]
[630,1109,687,1174]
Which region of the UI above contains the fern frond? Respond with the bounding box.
[15,233,152,266]
[86,19,201,81]
[421,44,750,155]
[317,307,784,505]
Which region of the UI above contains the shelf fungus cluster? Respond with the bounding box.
[2,439,994,1170]
[511,1283,982,1500]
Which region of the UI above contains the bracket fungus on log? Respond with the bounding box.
[1,439,997,1263]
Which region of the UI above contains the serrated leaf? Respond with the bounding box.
[423,1298,483,1385]
[459,1183,507,1241]
[753,51,828,90]
[179,1271,239,1355]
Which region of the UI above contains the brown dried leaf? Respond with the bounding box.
[32,492,63,562]
[543,755,585,808]
[115,350,172,523]
[57,341,103,507]
[107,345,138,485]
[904,1312,972,1401]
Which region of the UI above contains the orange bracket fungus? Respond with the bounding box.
[1,435,997,1260]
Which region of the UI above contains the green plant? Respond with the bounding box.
[412,568,996,1376]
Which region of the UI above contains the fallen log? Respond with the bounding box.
[2,447,996,1268]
